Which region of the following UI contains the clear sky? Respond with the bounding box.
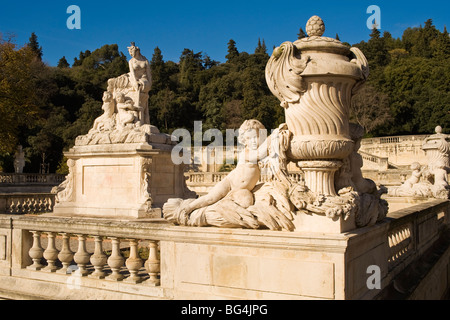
[0,0,448,66]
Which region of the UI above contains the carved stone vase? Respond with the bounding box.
[266,16,369,197]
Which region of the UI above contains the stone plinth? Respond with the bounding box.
[292,211,356,234]
[52,142,189,219]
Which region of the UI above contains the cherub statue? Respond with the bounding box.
[163,120,297,230]
[116,92,142,128]
[90,91,116,133]
[403,162,423,189]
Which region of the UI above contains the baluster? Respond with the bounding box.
[107,237,124,281]
[27,231,44,270]
[29,198,37,213]
[47,197,54,212]
[37,198,44,213]
[125,239,143,283]
[43,232,59,272]
[22,198,29,214]
[144,241,160,286]
[74,235,91,276]
[58,233,74,274]
[8,200,15,214]
[89,236,108,279]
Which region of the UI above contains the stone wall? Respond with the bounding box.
[0,199,448,300]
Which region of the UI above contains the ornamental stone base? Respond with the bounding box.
[51,142,191,219]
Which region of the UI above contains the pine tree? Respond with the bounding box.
[57,56,70,68]
[225,39,239,62]
[28,32,43,60]
[432,25,450,58]
[150,47,166,92]
[255,38,267,55]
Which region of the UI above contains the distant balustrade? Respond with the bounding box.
[359,150,390,171]
[0,193,55,214]
[361,134,429,146]
[0,173,65,185]
[185,171,304,186]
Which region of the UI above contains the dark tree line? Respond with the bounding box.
[0,19,449,173]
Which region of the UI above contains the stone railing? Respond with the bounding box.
[362,135,429,146]
[0,193,55,214]
[26,232,160,285]
[359,150,390,171]
[360,135,429,167]
[0,216,165,299]
[0,199,448,300]
[385,200,448,280]
[186,172,228,184]
[0,173,66,185]
[186,171,304,186]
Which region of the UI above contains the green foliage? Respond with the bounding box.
[57,56,70,68]
[354,19,450,136]
[28,32,43,60]
[1,20,449,172]
[0,36,46,155]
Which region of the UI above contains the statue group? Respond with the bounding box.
[164,16,389,232]
[75,42,162,146]
[55,16,449,232]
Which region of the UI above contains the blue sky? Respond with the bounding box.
[0,0,448,66]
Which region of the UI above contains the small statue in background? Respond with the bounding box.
[14,145,25,173]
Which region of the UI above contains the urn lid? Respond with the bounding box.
[294,16,350,55]
[422,126,450,153]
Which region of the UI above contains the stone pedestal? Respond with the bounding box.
[52,142,189,219]
[292,211,356,234]
[297,160,342,196]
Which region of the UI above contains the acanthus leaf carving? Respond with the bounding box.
[265,41,310,109]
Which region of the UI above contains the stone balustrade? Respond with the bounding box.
[0,173,66,185]
[26,231,160,285]
[185,171,305,195]
[186,171,304,185]
[0,198,448,300]
[362,134,429,146]
[360,135,429,167]
[360,150,390,171]
[388,223,413,270]
[0,193,55,214]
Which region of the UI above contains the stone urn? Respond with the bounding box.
[421,126,450,198]
[422,126,450,170]
[266,15,369,196]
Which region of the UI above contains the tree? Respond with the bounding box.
[255,38,267,55]
[225,39,239,62]
[28,32,43,60]
[203,54,219,69]
[72,49,91,66]
[57,56,70,68]
[350,85,392,134]
[0,37,46,154]
[150,46,167,93]
[27,105,70,173]
[432,26,450,58]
